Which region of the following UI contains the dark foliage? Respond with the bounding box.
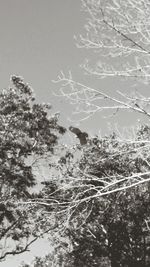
[0,76,66,260]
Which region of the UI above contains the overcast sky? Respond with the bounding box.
[0,0,83,90]
[0,0,146,138]
[0,0,89,130]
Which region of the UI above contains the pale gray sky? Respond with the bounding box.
[0,0,147,136]
[0,0,83,90]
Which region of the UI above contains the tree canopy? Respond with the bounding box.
[0,76,66,261]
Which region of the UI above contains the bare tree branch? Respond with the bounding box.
[0,222,58,261]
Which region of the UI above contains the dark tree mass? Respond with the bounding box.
[1,76,150,267]
[0,76,66,261]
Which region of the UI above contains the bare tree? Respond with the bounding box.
[53,0,150,123]
[51,0,150,203]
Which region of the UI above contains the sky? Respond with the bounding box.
[0,0,83,89]
[0,0,146,138]
[0,0,87,129]
[0,0,149,266]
